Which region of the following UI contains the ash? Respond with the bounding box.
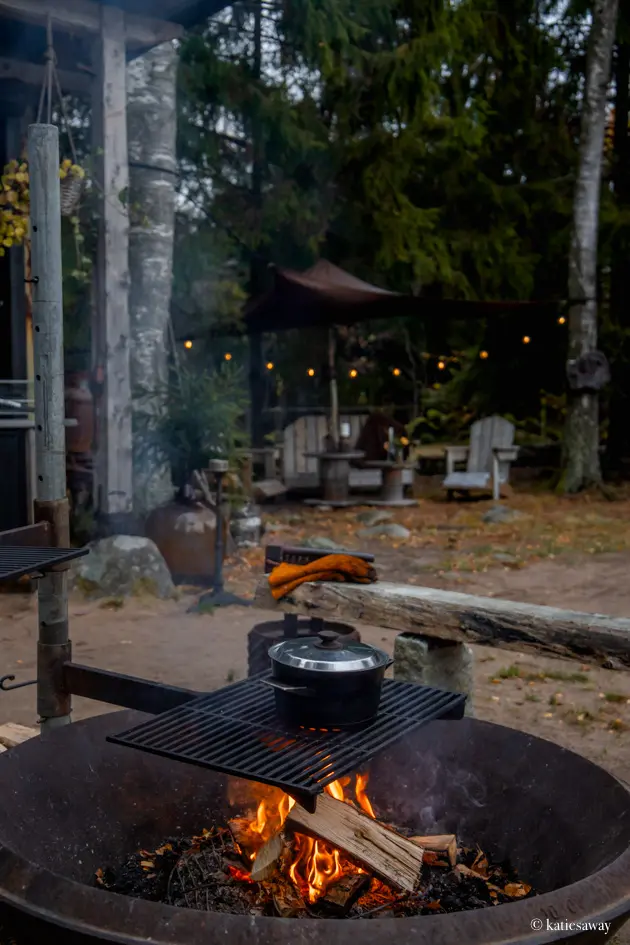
[95,822,538,919]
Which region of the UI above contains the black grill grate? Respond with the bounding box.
[108,675,465,810]
[0,546,88,583]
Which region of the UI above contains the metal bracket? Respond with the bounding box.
[0,674,37,691]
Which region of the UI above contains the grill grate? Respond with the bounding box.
[108,675,465,810]
[0,546,88,583]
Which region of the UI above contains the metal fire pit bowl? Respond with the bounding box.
[0,712,629,945]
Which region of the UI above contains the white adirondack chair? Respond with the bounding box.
[443,416,519,501]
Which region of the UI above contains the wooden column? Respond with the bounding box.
[92,4,133,523]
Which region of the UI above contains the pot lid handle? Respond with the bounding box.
[315,629,343,650]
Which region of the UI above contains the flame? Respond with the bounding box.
[235,772,376,903]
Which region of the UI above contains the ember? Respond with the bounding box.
[96,773,537,918]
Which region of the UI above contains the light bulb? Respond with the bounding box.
[224,352,232,361]
[307,368,315,377]
[184,340,193,350]
[522,336,531,344]
[349,368,358,378]
[480,350,489,360]
[392,368,401,377]
[266,361,274,370]
[437,360,445,370]
[558,316,566,325]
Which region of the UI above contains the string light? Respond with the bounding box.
[522,336,531,344]
[558,316,566,325]
[307,368,315,377]
[437,360,445,370]
[266,361,274,370]
[224,352,232,361]
[392,368,401,377]
[184,340,193,350]
[480,350,489,359]
[349,368,358,378]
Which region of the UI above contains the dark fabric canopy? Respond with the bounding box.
[243,260,562,334]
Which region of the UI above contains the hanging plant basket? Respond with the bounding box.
[60,173,83,217]
[59,159,85,217]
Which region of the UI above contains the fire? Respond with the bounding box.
[236,773,376,903]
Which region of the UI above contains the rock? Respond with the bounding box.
[73,535,176,599]
[231,502,262,547]
[263,521,292,534]
[357,523,410,540]
[303,536,349,552]
[482,505,523,525]
[493,552,518,564]
[394,633,474,717]
[316,504,333,512]
[603,657,624,671]
[356,509,393,526]
[252,479,287,502]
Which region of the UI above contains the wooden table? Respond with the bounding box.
[255,578,630,669]
[360,460,416,507]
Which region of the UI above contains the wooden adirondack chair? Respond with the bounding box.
[443,416,519,501]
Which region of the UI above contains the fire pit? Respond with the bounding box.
[0,712,629,944]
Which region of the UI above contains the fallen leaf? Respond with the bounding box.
[504,882,531,898]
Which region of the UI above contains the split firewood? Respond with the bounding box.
[410,834,458,868]
[318,873,371,916]
[227,817,252,852]
[273,881,308,917]
[250,831,285,882]
[286,794,424,893]
[192,470,216,511]
[0,723,38,749]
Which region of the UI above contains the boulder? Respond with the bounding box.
[482,505,523,525]
[231,502,262,548]
[357,523,410,540]
[73,535,175,599]
[356,509,393,527]
[303,536,349,552]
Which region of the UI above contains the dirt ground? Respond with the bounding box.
[2,489,630,936]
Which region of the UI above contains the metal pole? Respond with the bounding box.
[28,123,71,729]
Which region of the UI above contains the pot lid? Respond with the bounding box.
[268,629,390,673]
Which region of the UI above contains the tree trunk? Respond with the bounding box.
[563,0,619,493]
[127,42,177,514]
[248,0,266,450]
[605,39,630,472]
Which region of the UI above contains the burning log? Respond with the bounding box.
[286,794,424,893]
[272,882,308,917]
[250,832,284,882]
[410,834,458,868]
[317,873,371,916]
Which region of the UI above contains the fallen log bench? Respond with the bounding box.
[254,578,630,713]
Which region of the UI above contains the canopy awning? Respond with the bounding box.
[243,260,563,334]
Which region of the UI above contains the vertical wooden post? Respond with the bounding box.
[92,4,133,523]
[28,123,71,729]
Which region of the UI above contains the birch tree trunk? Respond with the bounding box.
[563,0,619,492]
[127,42,177,514]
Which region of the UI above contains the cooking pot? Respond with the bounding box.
[266,629,393,729]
